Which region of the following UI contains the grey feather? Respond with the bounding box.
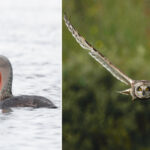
[64,15,133,85]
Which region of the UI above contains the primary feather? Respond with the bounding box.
[64,15,133,85]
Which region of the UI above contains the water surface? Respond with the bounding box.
[0,0,61,150]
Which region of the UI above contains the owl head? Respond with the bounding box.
[134,81,150,99]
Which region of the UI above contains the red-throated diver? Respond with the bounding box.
[0,55,57,109]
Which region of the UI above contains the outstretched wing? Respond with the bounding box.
[64,15,134,85]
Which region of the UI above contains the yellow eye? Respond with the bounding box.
[146,87,150,91]
[137,87,142,91]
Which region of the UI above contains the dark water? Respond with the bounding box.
[0,0,61,150]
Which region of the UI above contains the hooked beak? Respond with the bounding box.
[142,91,145,96]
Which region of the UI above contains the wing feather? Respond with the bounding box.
[64,15,133,85]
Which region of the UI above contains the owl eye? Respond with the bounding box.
[137,87,142,91]
[146,87,150,91]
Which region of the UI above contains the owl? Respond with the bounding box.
[64,15,150,100]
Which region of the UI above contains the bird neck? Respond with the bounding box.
[0,66,13,101]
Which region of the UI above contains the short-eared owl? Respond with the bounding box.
[64,15,150,100]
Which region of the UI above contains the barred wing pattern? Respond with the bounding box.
[64,15,133,85]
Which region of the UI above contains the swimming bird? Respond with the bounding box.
[0,55,57,109]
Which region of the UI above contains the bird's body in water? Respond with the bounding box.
[0,55,57,109]
[0,95,56,109]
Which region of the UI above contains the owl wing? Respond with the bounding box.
[64,15,134,85]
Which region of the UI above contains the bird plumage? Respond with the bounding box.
[64,15,150,101]
[64,15,133,86]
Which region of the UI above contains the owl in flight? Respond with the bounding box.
[64,15,150,100]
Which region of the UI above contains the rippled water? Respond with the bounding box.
[0,0,61,150]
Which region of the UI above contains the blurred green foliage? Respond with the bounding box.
[63,0,150,149]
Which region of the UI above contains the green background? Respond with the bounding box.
[63,0,150,149]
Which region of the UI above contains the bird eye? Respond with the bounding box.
[146,87,150,91]
[137,87,142,91]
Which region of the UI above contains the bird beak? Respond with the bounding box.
[142,91,145,96]
[117,88,131,95]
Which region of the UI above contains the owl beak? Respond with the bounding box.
[117,88,131,95]
[142,91,145,96]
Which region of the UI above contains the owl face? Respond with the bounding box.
[134,81,150,99]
